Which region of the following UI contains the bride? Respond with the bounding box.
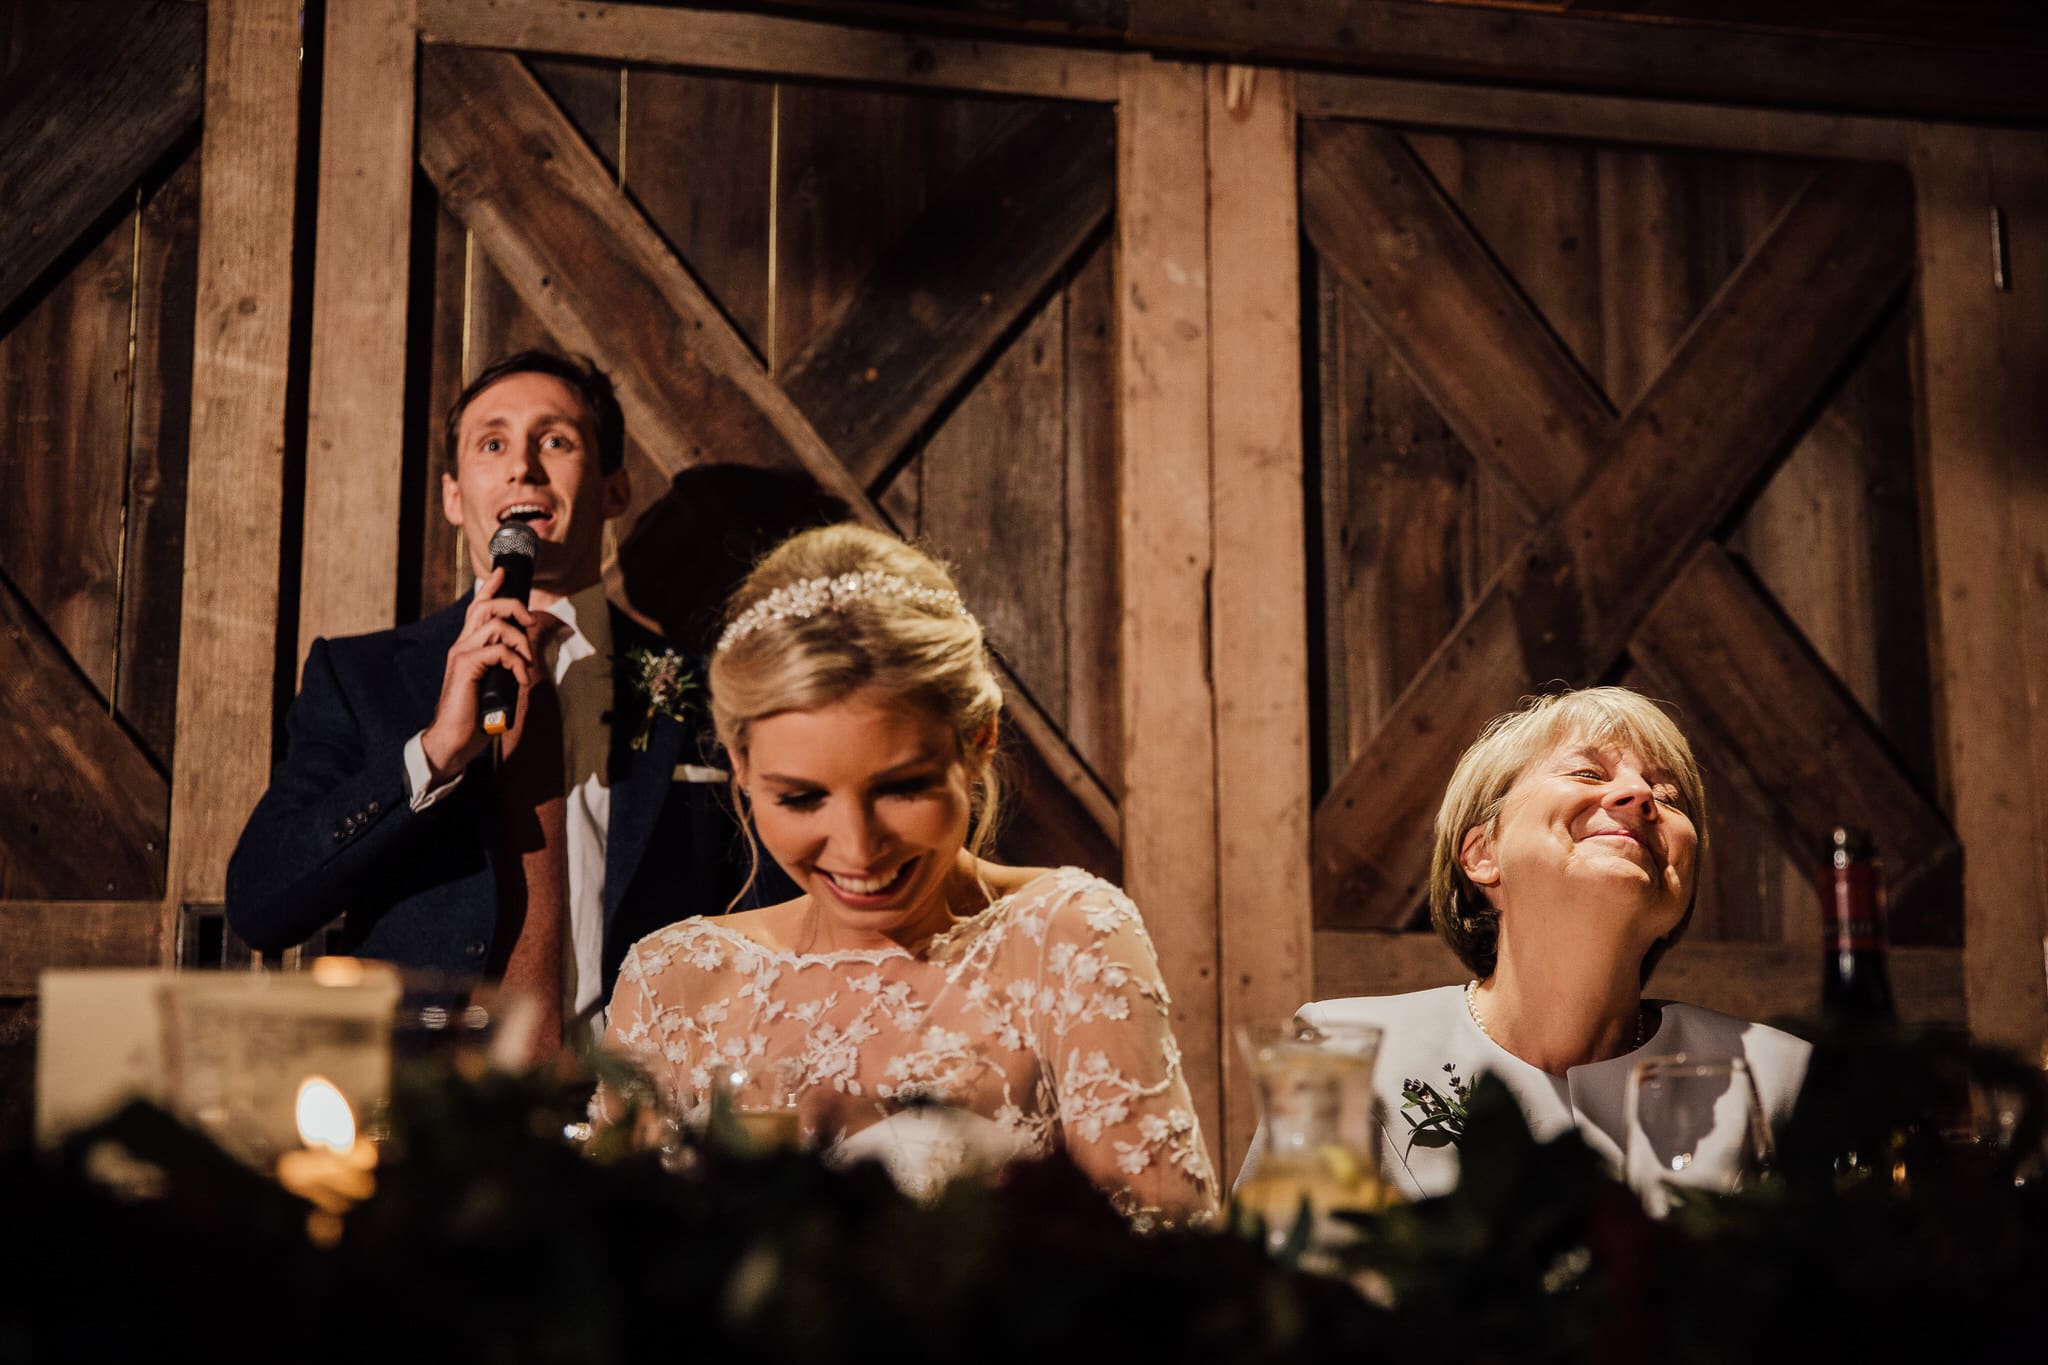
[600,524,1218,1219]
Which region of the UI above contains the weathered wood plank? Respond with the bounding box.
[1314,162,1915,928]
[418,46,865,499]
[418,48,1117,841]
[1311,931,1966,1029]
[920,301,1070,727]
[1297,73,1914,163]
[0,0,203,321]
[0,901,162,995]
[417,0,1121,101]
[119,152,201,772]
[1116,54,1219,1161]
[0,574,167,900]
[1633,546,1959,912]
[165,0,304,920]
[1912,125,2048,1054]
[297,0,418,663]
[1302,119,1607,516]
[624,67,773,358]
[778,101,1114,491]
[1207,66,1310,1177]
[1062,240,1121,795]
[1125,0,2043,124]
[0,205,133,704]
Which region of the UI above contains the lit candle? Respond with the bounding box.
[275,1075,377,1226]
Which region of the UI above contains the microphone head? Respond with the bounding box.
[487,522,540,562]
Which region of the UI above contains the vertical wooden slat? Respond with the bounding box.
[298,0,417,659]
[120,152,202,772]
[165,0,305,931]
[1116,54,1220,1153]
[1206,66,1309,1178]
[1912,125,2048,1054]
[1063,239,1121,794]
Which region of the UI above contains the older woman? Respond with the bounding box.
[1297,686,1809,1200]
[600,524,1217,1220]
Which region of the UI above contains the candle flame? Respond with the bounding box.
[295,1075,356,1154]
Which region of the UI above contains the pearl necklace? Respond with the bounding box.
[1464,979,1646,1054]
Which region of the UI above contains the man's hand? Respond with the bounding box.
[419,568,540,782]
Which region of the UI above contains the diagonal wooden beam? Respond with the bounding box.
[0,0,204,320]
[418,45,870,511]
[0,573,167,900]
[1313,162,1914,927]
[1308,140,1944,924]
[417,47,1118,842]
[779,101,1115,492]
[1302,119,1609,514]
[1631,548,1959,914]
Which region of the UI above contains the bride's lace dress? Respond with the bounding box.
[602,867,1218,1216]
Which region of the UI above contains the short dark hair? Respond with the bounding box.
[443,350,625,475]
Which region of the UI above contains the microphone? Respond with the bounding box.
[478,522,539,735]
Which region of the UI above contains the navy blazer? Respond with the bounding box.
[225,596,788,995]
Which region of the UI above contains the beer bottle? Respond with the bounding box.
[1819,826,1896,1022]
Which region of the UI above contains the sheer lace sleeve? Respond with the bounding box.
[1028,878,1220,1221]
[593,929,697,1125]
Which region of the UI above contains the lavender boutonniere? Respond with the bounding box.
[1400,1063,1472,1152]
[622,648,696,752]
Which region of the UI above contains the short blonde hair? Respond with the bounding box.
[709,524,1004,856]
[1428,686,1707,983]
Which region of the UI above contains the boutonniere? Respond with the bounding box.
[1400,1063,1472,1152]
[621,648,697,752]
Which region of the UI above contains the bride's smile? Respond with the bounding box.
[738,687,987,951]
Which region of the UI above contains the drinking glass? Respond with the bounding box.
[1624,1054,1772,1215]
[1233,1019,1385,1249]
[709,1057,804,1151]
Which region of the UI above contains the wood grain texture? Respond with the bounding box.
[1311,931,1966,1028]
[1207,66,1310,1177]
[1314,162,1916,929]
[1124,0,2043,123]
[920,301,1070,725]
[1912,126,2048,1053]
[0,575,167,900]
[297,0,418,663]
[0,205,134,704]
[1297,73,1915,163]
[419,46,865,499]
[1116,54,1220,1157]
[624,67,774,358]
[1633,546,1958,912]
[0,0,203,320]
[419,50,1116,841]
[417,0,1121,101]
[119,152,201,772]
[778,101,1114,491]
[1302,120,1606,516]
[166,0,304,916]
[1062,240,1121,795]
[0,901,162,995]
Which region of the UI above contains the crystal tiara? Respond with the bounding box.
[715,570,976,653]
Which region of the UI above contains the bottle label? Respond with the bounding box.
[1821,865,1887,952]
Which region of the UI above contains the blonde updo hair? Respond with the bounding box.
[1428,686,1707,984]
[709,524,1005,856]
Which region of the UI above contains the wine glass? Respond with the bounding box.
[1624,1054,1772,1216]
[1232,1019,1386,1250]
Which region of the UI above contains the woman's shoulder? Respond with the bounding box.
[620,912,761,981]
[998,866,1146,937]
[1299,984,1468,1031]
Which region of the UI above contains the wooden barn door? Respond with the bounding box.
[1292,93,2011,1038]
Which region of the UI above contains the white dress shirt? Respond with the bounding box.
[402,580,615,1044]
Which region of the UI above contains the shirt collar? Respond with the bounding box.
[543,580,613,660]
